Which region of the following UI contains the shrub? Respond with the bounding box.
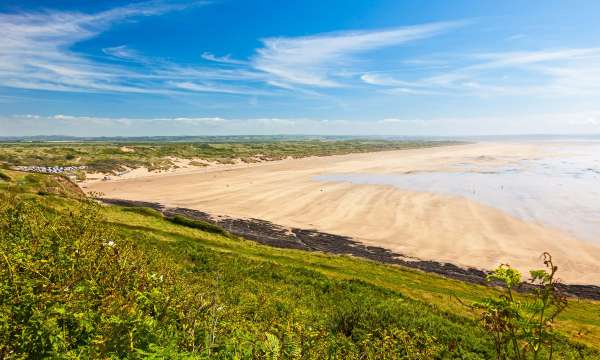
[122,206,164,218]
[0,170,10,182]
[472,253,568,359]
[167,214,230,236]
[0,193,177,358]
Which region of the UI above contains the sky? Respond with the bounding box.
[2,0,600,136]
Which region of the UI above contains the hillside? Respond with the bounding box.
[1,170,599,359]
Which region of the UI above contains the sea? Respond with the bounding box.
[315,139,600,243]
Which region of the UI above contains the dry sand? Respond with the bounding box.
[85,142,600,284]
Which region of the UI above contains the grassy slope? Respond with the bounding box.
[2,170,599,358]
[104,203,600,348]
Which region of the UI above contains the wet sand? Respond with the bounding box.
[85,142,600,284]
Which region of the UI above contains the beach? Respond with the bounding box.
[85,142,600,284]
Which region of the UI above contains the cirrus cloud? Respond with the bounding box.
[252,21,466,88]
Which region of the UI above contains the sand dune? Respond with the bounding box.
[85,142,600,284]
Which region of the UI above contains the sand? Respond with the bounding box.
[84,142,600,284]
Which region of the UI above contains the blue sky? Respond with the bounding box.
[2,0,600,136]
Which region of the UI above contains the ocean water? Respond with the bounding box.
[315,143,600,243]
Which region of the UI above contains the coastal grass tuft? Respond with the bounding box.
[122,206,164,218]
[167,214,231,236]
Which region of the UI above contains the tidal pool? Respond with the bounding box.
[315,143,600,243]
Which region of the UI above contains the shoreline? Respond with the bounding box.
[79,142,468,186]
[86,142,600,285]
[100,197,600,300]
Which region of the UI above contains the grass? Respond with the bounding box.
[122,206,164,218]
[0,170,10,182]
[122,207,232,235]
[0,139,457,174]
[105,203,600,348]
[1,170,599,358]
[166,214,232,236]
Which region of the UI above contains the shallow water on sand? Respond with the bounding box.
[316,143,600,243]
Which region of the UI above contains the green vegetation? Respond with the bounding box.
[3,171,83,198]
[166,214,232,236]
[0,139,455,174]
[471,255,572,359]
[123,208,232,235]
[0,170,10,182]
[1,171,599,358]
[122,206,164,219]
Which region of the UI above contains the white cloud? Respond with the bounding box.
[102,45,147,62]
[0,5,466,98]
[0,3,169,93]
[471,48,600,69]
[201,52,247,65]
[361,48,600,98]
[254,118,297,126]
[380,118,404,123]
[0,2,272,96]
[453,49,600,97]
[251,21,465,88]
[382,87,440,96]
[379,118,426,126]
[4,111,600,137]
[166,117,225,125]
[506,34,526,41]
[170,81,272,96]
[361,73,414,87]
[3,0,600,123]
[361,74,442,95]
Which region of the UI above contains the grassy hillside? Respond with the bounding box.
[1,170,599,359]
[0,139,454,174]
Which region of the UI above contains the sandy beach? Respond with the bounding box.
[85,142,600,284]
